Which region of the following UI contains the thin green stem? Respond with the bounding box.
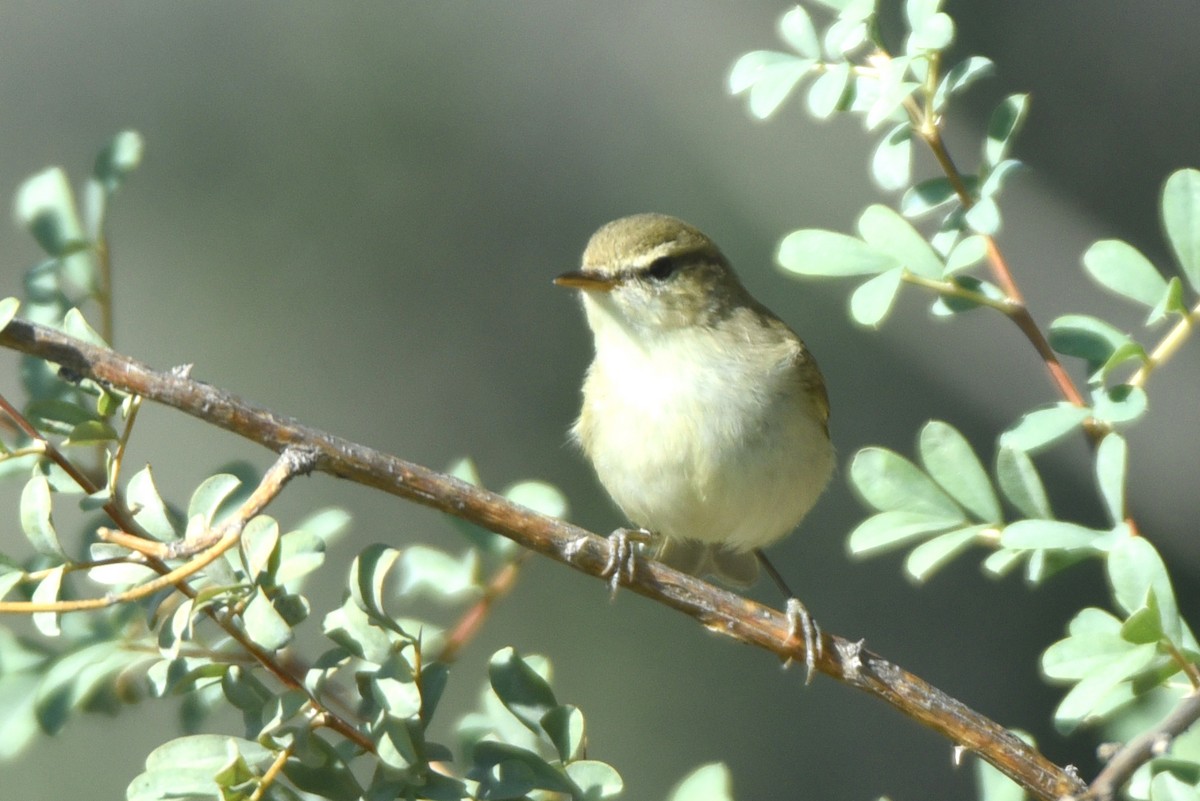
[900,271,1014,313]
[1129,299,1200,389]
[107,394,141,491]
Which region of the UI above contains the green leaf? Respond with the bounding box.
[865,58,918,129]
[1095,341,1150,383]
[979,159,1023,199]
[505,480,568,519]
[1096,434,1127,524]
[565,760,623,800]
[779,6,820,58]
[907,11,954,51]
[240,515,280,582]
[35,640,150,734]
[31,566,64,637]
[1121,588,1166,644]
[807,62,851,119]
[981,548,1024,578]
[1108,537,1181,643]
[374,714,422,767]
[0,297,19,333]
[1092,384,1148,425]
[0,563,24,601]
[275,529,326,590]
[62,419,118,446]
[324,600,397,664]
[1000,404,1090,453]
[127,465,179,542]
[92,130,144,193]
[974,730,1032,801]
[857,204,943,278]
[905,526,983,582]
[931,275,1007,316]
[127,768,221,801]
[294,507,351,544]
[1163,168,1200,292]
[823,16,867,56]
[470,741,577,797]
[86,542,157,586]
[348,543,403,627]
[1042,607,1124,679]
[849,268,904,328]
[777,229,896,276]
[932,56,994,110]
[984,94,1028,167]
[62,308,108,348]
[14,167,88,257]
[830,0,875,22]
[965,197,1001,235]
[20,474,66,558]
[849,447,963,518]
[371,653,422,720]
[900,177,962,217]
[728,51,815,119]
[0,674,41,759]
[1049,314,1136,372]
[146,734,273,773]
[847,510,963,556]
[1001,520,1108,551]
[995,446,1053,519]
[871,124,913,191]
[1149,276,1188,325]
[283,731,364,801]
[25,399,95,435]
[186,473,242,528]
[943,235,987,275]
[1083,239,1168,308]
[489,647,558,734]
[667,762,734,801]
[1052,644,1154,733]
[1150,773,1200,801]
[242,591,293,651]
[396,546,480,600]
[918,421,1001,522]
[541,704,586,763]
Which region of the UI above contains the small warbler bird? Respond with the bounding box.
[555,213,834,677]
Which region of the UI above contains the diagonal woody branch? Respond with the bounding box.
[0,318,1084,801]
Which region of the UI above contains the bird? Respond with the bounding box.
[555,213,834,678]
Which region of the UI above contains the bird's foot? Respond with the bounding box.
[785,597,823,685]
[602,527,652,597]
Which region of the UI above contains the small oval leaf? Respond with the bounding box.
[1162,168,1200,292]
[918,421,1001,522]
[778,229,897,277]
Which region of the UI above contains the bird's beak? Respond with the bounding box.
[553,271,617,292]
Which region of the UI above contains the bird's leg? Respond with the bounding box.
[603,527,652,596]
[754,549,822,684]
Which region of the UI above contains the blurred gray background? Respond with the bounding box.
[1,2,1198,799]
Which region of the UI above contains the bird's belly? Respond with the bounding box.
[581,356,832,551]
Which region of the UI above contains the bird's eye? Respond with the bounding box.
[644,255,678,281]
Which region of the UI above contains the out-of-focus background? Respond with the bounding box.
[1,2,1198,798]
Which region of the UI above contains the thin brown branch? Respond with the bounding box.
[0,392,104,495]
[437,552,531,664]
[0,447,309,613]
[0,319,1085,800]
[900,91,1091,413]
[1077,690,1200,801]
[0,374,373,753]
